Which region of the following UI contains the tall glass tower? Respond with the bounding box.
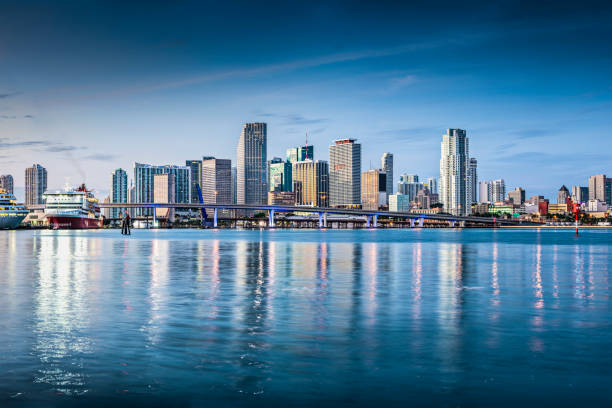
[111,168,128,219]
[329,139,361,207]
[439,129,469,216]
[236,123,267,205]
[381,152,393,199]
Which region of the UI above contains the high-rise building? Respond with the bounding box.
[467,158,478,204]
[286,145,314,163]
[381,152,393,198]
[231,166,237,204]
[426,177,438,195]
[415,188,433,209]
[397,174,423,203]
[186,160,203,203]
[102,196,111,219]
[292,160,329,207]
[557,185,570,204]
[439,129,469,216]
[479,179,505,203]
[401,174,419,183]
[507,187,525,205]
[237,122,267,205]
[588,174,612,205]
[361,169,387,211]
[111,168,128,219]
[128,182,136,218]
[0,174,14,194]
[268,157,292,192]
[202,158,232,205]
[329,139,361,208]
[154,173,176,222]
[134,163,190,216]
[25,164,47,205]
[389,194,411,212]
[571,186,589,204]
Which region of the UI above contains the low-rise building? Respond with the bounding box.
[548,203,569,215]
[587,199,608,213]
[268,191,296,206]
[389,193,411,212]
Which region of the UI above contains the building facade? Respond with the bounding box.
[111,168,128,219]
[201,158,232,205]
[329,139,361,207]
[268,158,292,192]
[0,174,14,194]
[439,129,469,216]
[557,185,570,204]
[397,174,423,203]
[361,169,387,211]
[237,122,267,205]
[426,177,438,195]
[467,157,478,204]
[286,145,314,163]
[571,186,589,204]
[268,191,296,206]
[381,152,393,198]
[479,179,505,203]
[154,173,176,222]
[389,194,411,212]
[186,160,203,203]
[25,164,47,205]
[507,187,525,205]
[134,163,190,216]
[292,160,329,207]
[588,174,612,205]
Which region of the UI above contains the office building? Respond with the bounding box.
[381,152,393,198]
[202,158,232,205]
[102,196,111,219]
[479,179,505,203]
[128,182,136,218]
[329,139,361,207]
[111,168,128,219]
[362,169,387,211]
[186,160,203,203]
[0,174,14,194]
[507,187,525,205]
[397,174,423,203]
[237,122,267,205]
[231,167,237,204]
[557,185,570,204]
[571,186,589,204]
[286,145,314,163]
[467,158,478,204]
[268,191,296,206]
[268,157,292,192]
[389,194,411,212]
[25,164,47,205]
[415,188,433,209]
[588,174,612,205]
[426,177,438,195]
[134,163,190,216]
[292,160,329,207]
[154,173,176,222]
[439,129,469,216]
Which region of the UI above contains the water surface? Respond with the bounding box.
[1,229,611,406]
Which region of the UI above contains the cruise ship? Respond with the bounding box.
[44,184,103,229]
[0,189,28,229]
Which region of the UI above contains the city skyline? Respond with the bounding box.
[1,1,612,201]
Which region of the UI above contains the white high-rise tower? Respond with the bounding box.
[439,129,469,216]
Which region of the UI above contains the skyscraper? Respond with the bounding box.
[134,163,190,216]
[202,158,232,205]
[268,157,292,192]
[329,139,361,207]
[426,177,438,195]
[588,174,612,205]
[154,173,176,222]
[186,160,203,203]
[571,186,589,204]
[439,129,469,216]
[286,145,314,163]
[0,174,14,194]
[381,152,393,198]
[507,187,526,204]
[25,164,47,205]
[467,157,478,204]
[397,174,423,203]
[479,179,505,203]
[557,185,570,204]
[362,169,387,211]
[111,168,128,219]
[237,122,267,205]
[231,166,237,204]
[292,160,329,207]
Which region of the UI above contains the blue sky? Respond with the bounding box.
[1,0,611,201]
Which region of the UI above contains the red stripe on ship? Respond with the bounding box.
[47,216,102,229]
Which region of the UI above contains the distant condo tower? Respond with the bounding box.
[111,168,128,219]
[381,152,393,200]
[202,158,232,205]
[237,123,268,205]
[186,160,203,203]
[0,174,14,194]
[467,157,478,205]
[133,163,190,216]
[286,145,314,163]
[329,139,361,208]
[439,129,469,216]
[25,164,47,206]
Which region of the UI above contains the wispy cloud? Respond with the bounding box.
[256,112,328,126]
[84,153,119,161]
[0,137,84,154]
[0,92,21,99]
[0,115,17,119]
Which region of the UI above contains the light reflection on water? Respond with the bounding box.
[0,229,611,406]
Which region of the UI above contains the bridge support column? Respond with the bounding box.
[324,212,327,228]
[319,212,323,228]
[410,218,415,228]
[460,220,466,228]
[451,221,456,228]
[366,216,371,228]
[269,210,275,228]
[153,208,157,228]
[213,208,218,228]
[419,218,424,228]
[373,214,378,228]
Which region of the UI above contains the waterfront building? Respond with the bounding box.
[587,199,608,213]
[134,163,190,216]
[381,152,393,198]
[508,187,526,205]
[292,160,329,207]
[202,158,232,206]
[439,129,469,216]
[426,177,438,195]
[467,158,478,204]
[286,145,314,163]
[397,174,423,203]
[25,164,47,206]
[479,179,505,203]
[548,203,569,215]
[154,173,176,222]
[415,188,433,209]
[588,174,612,205]
[268,191,296,206]
[571,186,589,204]
[186,160,203,203]
[389,193,411,212]
[361,169,387,211]
[231,166,237,204]
[0,174,14,194]
[329,139,361,207]
[102,196,111,219]
[557,185,570,204]
[110,168,128,219]
[268,157,292,192]
[237,122,267,205]
[128,182,136,218]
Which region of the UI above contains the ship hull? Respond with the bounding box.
[47,216,102,229]
[0,215,26,230]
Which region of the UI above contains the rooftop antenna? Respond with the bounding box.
[305,131,308,146]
